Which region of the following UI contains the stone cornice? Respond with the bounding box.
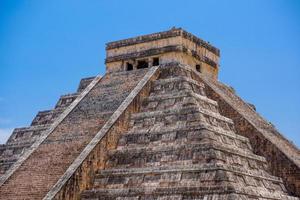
[106,28,220,56]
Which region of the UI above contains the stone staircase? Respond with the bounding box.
[0,69,150,199]
[81,67,298,200]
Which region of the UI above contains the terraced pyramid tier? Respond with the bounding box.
[0,77,92,176]
[81,66,298,200]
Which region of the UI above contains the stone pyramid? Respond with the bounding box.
[0,77,94,176]
[0,28,299,200]
[81,64,298,200]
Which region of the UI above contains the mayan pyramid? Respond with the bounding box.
[0,28,299,200]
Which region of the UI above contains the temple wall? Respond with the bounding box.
[105,29,220,79]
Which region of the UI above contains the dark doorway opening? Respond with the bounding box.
[196,64,201,73]
[126,63,133,71]
[137,60,148,69]
[153,57,159,66]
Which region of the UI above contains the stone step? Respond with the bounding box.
[94,163,284,190]
[0,141,34,150]
[112,140,265,162]
[0,158,18,165]
[81,185,297,200]
[77,76,96,93]
[117,131,253,155]
[30,108,65,126]
[126,121,248,143]
[118,124,252,152]
[54,92,79,109]
[106,142,267,170]
[151,76,206,96]
[130,105,234,134]
[141,90,219,113]
[153,76,205,87]
[146,89,217,106]
[131,105,233,124]
[5,124,50,145]
[81,186,233,200]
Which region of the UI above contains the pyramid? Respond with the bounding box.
[0,77,94,176]
[0,28,299,200]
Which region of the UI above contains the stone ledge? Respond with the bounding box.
[105,28,220,56]
[125,123,249,144]
[6,125,49,144]
[131,105,233,124]
[81,186,233,198]
[81,186,297,200]
[0,143,32,150]
[147,91,218,107]
[110,142,266,163]
[55,93,79,109]
[0,159,18,164]
[96,163,282,183]
[30,108,65,126]
[153,76,206,89]
[77,76,96,92]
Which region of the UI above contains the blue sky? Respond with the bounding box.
[0,0,299,146]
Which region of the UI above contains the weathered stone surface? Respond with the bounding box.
[105,28,219,79]
[186,65,300,197]
[45,66,159,200]
[0,69,148,199]
[0,29,298,200]
[77,77,95,93]
[0,77,93,177]
[106,28,220,56]
[80,64,298,200]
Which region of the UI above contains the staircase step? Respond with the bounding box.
[111,141,265,162]
[81,185,296,200]
[55,92,79,109]
[152,76,205,95]
[118,124,252,152]
[132,105,232,124]
[107,142,267,170]
[95,163,283,189]
[81,185,235,200]
[147,90,217,106]
[126,122,248,143]
[142,90,219,113]
[130,106,234,135]
[117,133,253,156]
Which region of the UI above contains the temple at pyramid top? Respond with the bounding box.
[105,27,220,79]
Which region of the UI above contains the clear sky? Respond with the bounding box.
[0,0,299,147]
